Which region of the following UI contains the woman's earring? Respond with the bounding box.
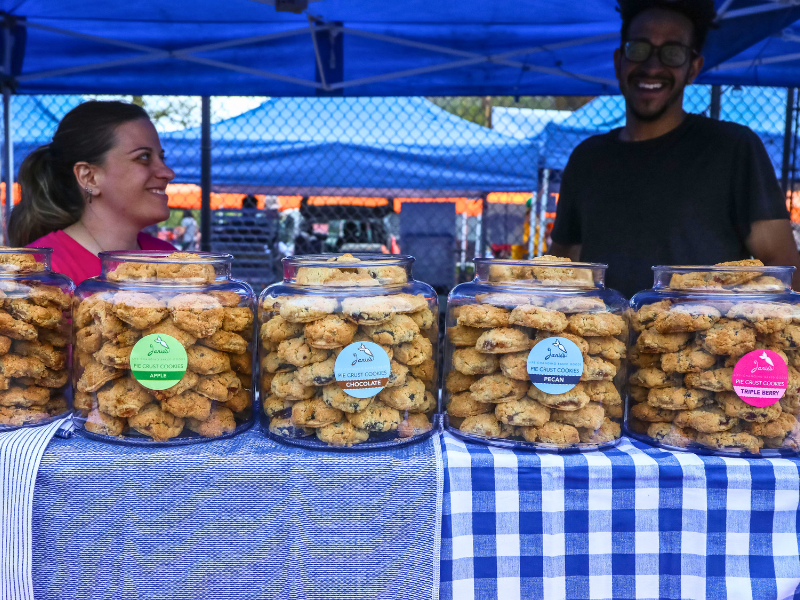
[84,188,93,204]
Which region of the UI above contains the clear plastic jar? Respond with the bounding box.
[443,257,627,450]
[626,260,800,457]
[0,248,74,430]
[259,254,438,449]
[72,251,255,445]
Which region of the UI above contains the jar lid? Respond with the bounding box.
[282,253,413,287]
[653,263,794,292]
[473,257,607,288]
[99,251,232,284]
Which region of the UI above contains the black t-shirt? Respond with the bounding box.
[550,114,789,298]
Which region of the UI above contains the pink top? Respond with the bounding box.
[28,230,176,286]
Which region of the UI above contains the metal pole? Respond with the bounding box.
[536,169,550,257]
[2,22,13,244]
[200,96,211,252]
[710,85,722,120]
[782,87,795,197]
[478,193,487,258]
[527,192,537,258]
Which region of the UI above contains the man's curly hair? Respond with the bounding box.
[618,0,717,52]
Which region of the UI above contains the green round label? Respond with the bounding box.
[129,334,188,391]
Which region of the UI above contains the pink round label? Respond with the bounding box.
[731,349,788,407]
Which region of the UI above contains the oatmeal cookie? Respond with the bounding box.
[144,316,197,347]
[195,370,241,403]
[567,312,625,337]
[456,304,510,328]
[674,404,738,433]
[84,408,125,437]
[533,331,589,354]
[632,300,672,332]
[458,413,515,438]
[628,347,661,369]
[198,329,248,355]
[340,296,394,325]
[386,360,410,388]
[647,387,712,411]
[304,315,358,348]
[128,403,184,441]
[393,334,433,366]
[726,302,792,335]
[346,400,402,432]
[316,421,370,447]
[112,292,168,329]
[8,299,62,329]
[168,293,224,338]
[446,371,479,393]
[469,374,529,403]
[224,387,251,413]
[261,352,295,374]
[749,412,797,438]
[528,383,590,411]
[36,329,67,349]
[646,423,696,447]
[229,350,253,376]
[525,421,580,445]
[629,402,678,422]
[156,257,215,284]
[77,361,124,393]
[262,394,295,418]
[292,398,344,427]
[187,345,231,375]
[363,314,419,345]
[652,303,720,334]
[579,417,620,444]
[697,319,756,356]
[296,356,336,387]
[152,370,199,401]
[96,378,152,417]
[498,351,529,381]
[629,385,649,403]
[0,311,37,340]
[547,297,607,314]
[271,372,314,401]
[475,327,532,353]
[696,430,763,454]
[186,405,237,437]
[452,347,498,375]
[581,356,616,381]
[766,323,800,349]
[408,308,434,330]
[321,384,374,414]
[14,340,66,370]
[277,336,329,367]
[551,402,604,429]
[269,416,313,437]
[628,367,683,389]
[496,397,550,427]
[0,385,49,407]
[583,380,621,404]
[222,307,253,332]
[718,391,782,422]
[447,391,494,417]
[260,316,304,345]
[660,347,717,373]
[27,284,70,310]
[159,388,213,421]
[585,336,626,361]
[280,296,338,323]
[409,358,434,382]
[509,305,567,332]
[636,329,692,353]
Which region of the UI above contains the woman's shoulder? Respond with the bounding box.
[27,230,72,250]
[137,232,177,251]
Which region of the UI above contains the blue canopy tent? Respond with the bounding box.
[0,0,797,98]
[164,96,539,196]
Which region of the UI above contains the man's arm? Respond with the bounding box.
[548,242,582,262]
[746,219,800,291]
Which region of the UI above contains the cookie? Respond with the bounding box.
[579,417,620,444]
[533,331,589,355]
[187,345,231,375]
[475,327,531,353]
[112,292,168,329]
[409,358,434,382]
[229,351,253,376]
[77,360,124,393]
[498,351,529,381]
[346,400,402,432]
[526,421,580,445]
[378,375,427,411]
[168,293,224,338]
[262,394,295,418]
[280,296,338,324]
[260,316,304,345]
[340,296,395,325]
[393,335,433,366]
[718,391,782,423]
[144,316,198,347]
[152,370,199,401]
[583,380,621,404]
[14,340,66,370]
[93,341,133,369]
[0,385,49,408]
[547,297,607,314]
[509,305,567,332]
[447,391,494,417]
[321,384,374,414]
[363,314,419,345]
[316,421,370,447]
[224,387,251,413]
[271,372,315,401]
[696,430,762,454]
[458,413,515,438]
[96,378,152,418]
[636,329,692,353]
[726,302,792,335]
[186,406,237,437]
[646,423,696,448]
[446,371,479,393]
[456,304,510,328]
[697,320,756,356]
[647,387,712,411]
[628,347,661,369]
[766,323,800,350]
[452,347,498,375]
[567,312,624,337]
[292,398,343,427]
[277,336,329,368]
[632,300,672,332]
[660,347,716,374]
[161,389,213,421]
[630,402,678,422]
[0,311,39,340]
[84,408,125,436]
[469,374,528,403]
[581,356,616,381]
[585,336,626,361]
[551,402,604,429]
[528,383,590,411]
[749,412,797,438]
[8,299,62,329]
[295,356,336,387]
[128,403,184,441]
[495,398,550,427]
[269,416,314,438]
[674,404,738,433]
[304,315,358,348]
[653,304,720,333]
[221,307,253,332]
[447,324,483,347]
[408,308,434,330]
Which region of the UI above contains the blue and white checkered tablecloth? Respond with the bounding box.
[440,432,800,600]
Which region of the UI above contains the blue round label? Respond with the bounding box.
[334,341,392,399]
[527,337,584,394]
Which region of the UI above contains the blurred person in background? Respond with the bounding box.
[180,209,198,251]
[550,0,800,296]
[10,100,176,285]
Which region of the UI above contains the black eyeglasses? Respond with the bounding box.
[623,40,697,68]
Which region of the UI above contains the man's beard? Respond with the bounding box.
[624,75,685,123]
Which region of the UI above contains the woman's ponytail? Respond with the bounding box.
[8,100,150,246]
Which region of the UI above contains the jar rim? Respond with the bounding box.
[652,264,795,273]
[99,250,232,264]
[2,247,52,256]
[282,253,414,268]
[474,258,607,269]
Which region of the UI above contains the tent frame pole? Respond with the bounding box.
[710,85,722,119]
[782,87,796,197]
[200,96,211,252]
[2,18,13,243]
[536,169,549,258]
[478,193,487,259]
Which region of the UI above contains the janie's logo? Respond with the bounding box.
[351,343,375,366]
[148,335,170,356]
[545,339,568,360]
[751,351,775,374]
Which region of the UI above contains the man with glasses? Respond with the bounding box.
[550,0,800,297]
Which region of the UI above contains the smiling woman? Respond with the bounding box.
[9,100,177,285]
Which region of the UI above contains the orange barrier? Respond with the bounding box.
[0,182,21,205]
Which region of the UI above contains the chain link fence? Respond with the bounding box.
[2,85,798,292]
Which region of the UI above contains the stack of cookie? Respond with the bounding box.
[260,254,438,447]
[73,252,255,442]
[0,251,73,428]
[444,257,627,449]
[627,260,800,455]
